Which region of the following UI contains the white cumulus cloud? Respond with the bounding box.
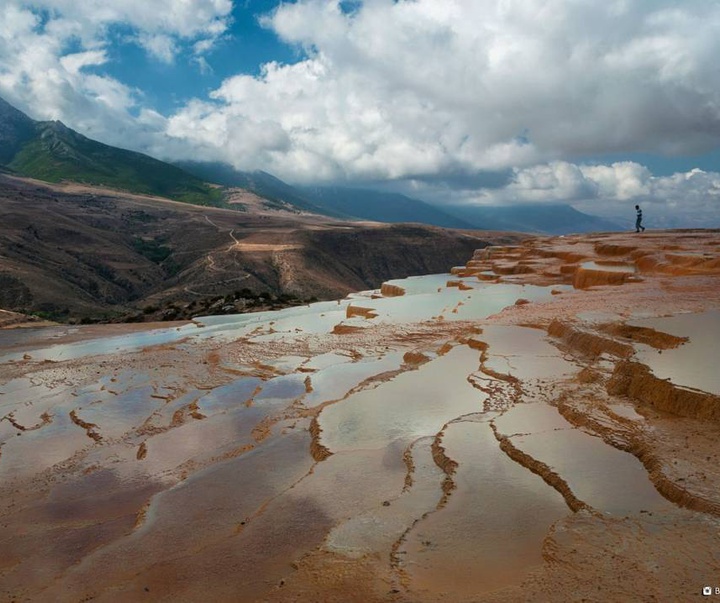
[1,0,719,225]
[0,0,232,145]
[418,160,720,227]
[162,0,720,185]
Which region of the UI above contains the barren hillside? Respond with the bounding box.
[0,174,520,321]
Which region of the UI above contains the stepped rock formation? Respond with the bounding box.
[0,229,719,602]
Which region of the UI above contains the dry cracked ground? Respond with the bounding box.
[1,229,720,602]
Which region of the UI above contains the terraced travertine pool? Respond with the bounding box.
[2,232,720,602]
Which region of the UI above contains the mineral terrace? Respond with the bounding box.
[1,229,719,602]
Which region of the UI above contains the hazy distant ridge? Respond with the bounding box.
[301,186,621,234]
[177,160,621,234]
[299,186,478,229]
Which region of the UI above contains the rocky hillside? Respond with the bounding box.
[0,174,521,322]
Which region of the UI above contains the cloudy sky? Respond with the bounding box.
[1,0,719,226]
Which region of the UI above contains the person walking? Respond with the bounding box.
[635,204,645,233]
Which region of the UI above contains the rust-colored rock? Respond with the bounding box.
[599,324,688,349]
[403,350,432,365]
[380,283,406,297]
[309,416,333,461]
[595,243,637,256]
[548,320,634,359]
[346,305,378,319]
[573,266,634,289]
[331,324,364,334]
[608,361,720,422]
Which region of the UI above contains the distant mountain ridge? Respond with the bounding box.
[300,186,620,234]
[299,186,477,229]
[178,161,619,234]
[440,203,622,234]
[175,161,344,218]
[0,96,222,206]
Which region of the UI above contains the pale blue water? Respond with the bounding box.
[0,274,565,363]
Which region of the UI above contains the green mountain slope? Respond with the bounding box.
[0,96,222,206]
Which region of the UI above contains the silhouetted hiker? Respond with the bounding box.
[635,205,645,233]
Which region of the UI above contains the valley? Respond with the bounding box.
[0,173,516,322]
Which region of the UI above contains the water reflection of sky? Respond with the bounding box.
[0,274,566,364]
[319,346,486,452]
[630,310,720,395]
[513,429,671,515]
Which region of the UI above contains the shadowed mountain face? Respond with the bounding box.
[299,186,478,229]
[176,161,341,217]
[0,96,222,206]
[0,96,36,164]
[0,175,518,321]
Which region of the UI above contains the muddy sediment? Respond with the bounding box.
[309,416,333,461]
[430,427,458,505]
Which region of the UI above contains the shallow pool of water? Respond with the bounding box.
[318,345,486,452]
[510,428,672,516]
[494,402,572,436]
[302,353,404,409]
[325,435,445,557]
[481,325,578,381]
[196,377,264,414]
[609,403,645,421]
[629,311,720,395]
[401,419,569,596]
[581,261,636,273]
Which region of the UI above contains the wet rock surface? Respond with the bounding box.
[1,230,719,602]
